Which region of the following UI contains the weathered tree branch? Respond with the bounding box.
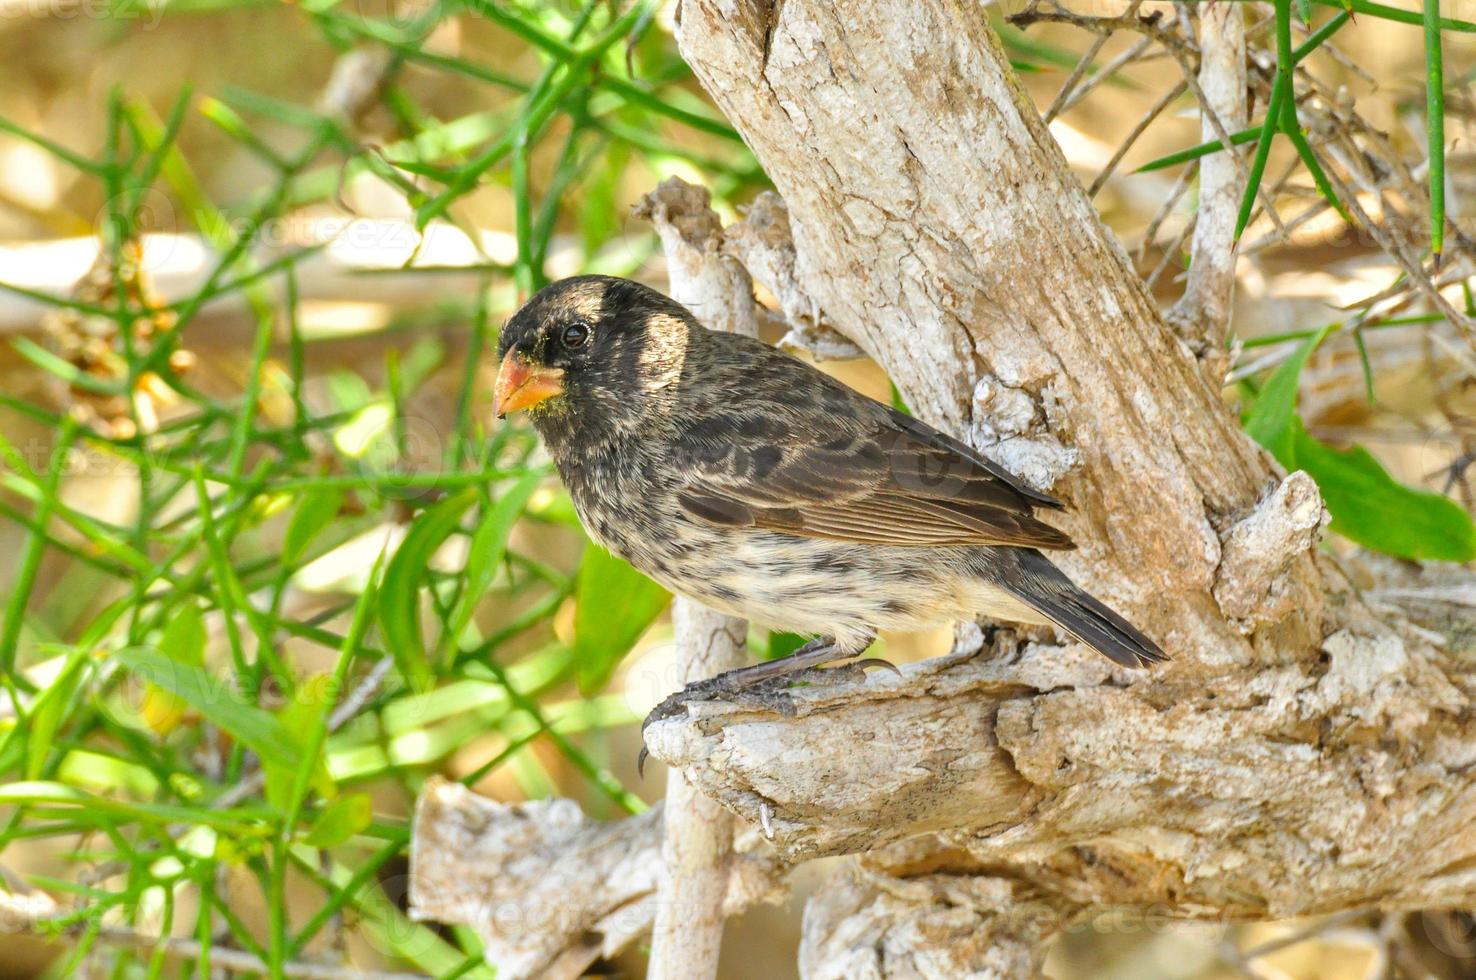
[408,779,785,980]
[1166,0,1247,360]
[676,0,1288,671]
[651,0,1476,971]
[800,863,1068,978]
[723,192,863,361]
[644,555,1476,906]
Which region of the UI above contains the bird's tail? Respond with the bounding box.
[988,549,1168,668]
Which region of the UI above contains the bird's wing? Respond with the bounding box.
[672,397,1075,550]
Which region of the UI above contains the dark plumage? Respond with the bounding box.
[494,275,1166,706]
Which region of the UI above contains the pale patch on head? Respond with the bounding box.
[637,312,690,397]
[565,286,607,322]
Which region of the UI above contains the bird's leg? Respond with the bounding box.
[692,630,875,689]
[636,631,876,775]
[639,631,877,775]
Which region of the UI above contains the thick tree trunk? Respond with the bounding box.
[675,0,1305,669]
[636,0,1476,970]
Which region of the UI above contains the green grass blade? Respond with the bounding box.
[113,648,302,770]
[380,489,478,690]
[1137,126,1260,174]
[0,418,77,679]
[0,114,105,174]
[1281,120,1350,224]
[1234,79,1285,241]
[1312,0,1476,32]
[1425,0,1445,261]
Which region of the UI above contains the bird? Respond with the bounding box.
[493,275,1166,734]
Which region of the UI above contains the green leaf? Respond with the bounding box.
[890,381,911,416]
[147,605,206,740]
[1243,321,1338,465]
[1290,421,1476,562]
[1310,0,1476,33]
[262,751,302,814]
[572,545,670,695]
[381,489,478,691]
[0,780,272,831]
[443,473,542,658]
[159,602,206,667]
[264,679,337,811]
[27,649,89,780]
[1234,73,1286,242]
[1240,321,1474,560]
[1136,126,1261,174]
[11,338,122,395]
[303,792,373,847]
[1282,122,1351,225]
[281,552,384,823]
[283,488,344,566]
[465,476,540,601]
[115,648,301,770]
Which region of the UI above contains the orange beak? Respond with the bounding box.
[494,350,565,418]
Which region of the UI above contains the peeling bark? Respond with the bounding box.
[408,779,785,980]
[1212,471,1327,631]
[675,0,1291,672]
[800,865,1066,979]
[723,192,863,361]
[649,1,1476,973]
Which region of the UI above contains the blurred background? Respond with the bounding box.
[0,0,1474,976]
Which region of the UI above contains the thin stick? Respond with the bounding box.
[1088,79,1188,198]
[1167,0,1248,347]
[1043,11,1122,123]
[633,177,760,980]
[1138,158,1197,265]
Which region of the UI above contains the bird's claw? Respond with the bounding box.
[858,657,901,676]
[637,675,745,778]
[642,675,739,729]
[636,651,889,777]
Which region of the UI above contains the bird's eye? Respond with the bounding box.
[561,323,590,349]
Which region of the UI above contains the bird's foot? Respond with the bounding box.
[643,670,755,730]
[637,632,876,777]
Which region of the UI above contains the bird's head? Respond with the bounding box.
[494,275,694,448]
